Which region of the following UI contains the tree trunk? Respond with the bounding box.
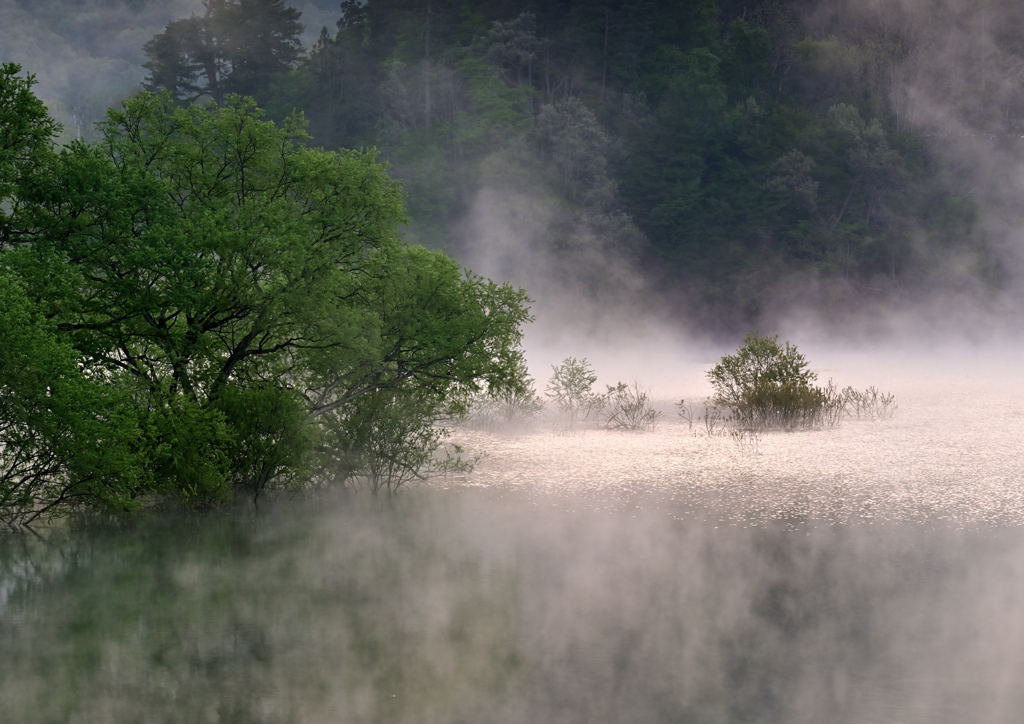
[424,0,432,129]
[528,56,534,113]
[830,184,856,230]
[201,0,222,104]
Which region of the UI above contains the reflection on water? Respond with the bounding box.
[3,490,1024,724]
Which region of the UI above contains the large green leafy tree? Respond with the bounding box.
[1,75,530,520]
[0,64,59,248]
[142,0,304,104]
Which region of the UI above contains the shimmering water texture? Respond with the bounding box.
[450,348,1024,528]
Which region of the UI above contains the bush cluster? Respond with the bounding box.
[707,333,895,431]
[464,357,662,433]
[602,381,662,432]
[545,359,662,433]
[462,357,545,430]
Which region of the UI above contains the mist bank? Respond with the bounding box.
[4,492,1024,723]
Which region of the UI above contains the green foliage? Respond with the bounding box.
[455,57,534,151]
[708,333,816,408]
[731,378,845,430]
[0,64,60,246]
[485,12,539,87]
[708,333,830,430]
[326,388,472,495]
[145,396,233,509]
[533,97,615,204]
[0,74,533,521]
[126,0,1009,324]
[309,243,532,490]
[707,333,897,430]
[464,356,544,429]
[720,20,772,92]
[764,149,818,214]
[213,385,317,501]
[143,0,304,104]
[545,357,603,430]
[0,268,148,527]
[17,91,408,411]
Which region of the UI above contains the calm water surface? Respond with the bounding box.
[2,491,1024,724]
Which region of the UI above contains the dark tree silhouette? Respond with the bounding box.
[143,0,303,104]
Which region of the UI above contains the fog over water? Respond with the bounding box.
[3,478,1024,723]
[1,344,1023,722]
[455,343,1024,528]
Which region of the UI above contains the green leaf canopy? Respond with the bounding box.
[1,85,531,518]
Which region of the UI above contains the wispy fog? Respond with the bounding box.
[774,0,1024,338]
[456,186,650,333]
[4,4,1024,720]
[450,0,1024,345]
[3,489,1024,723]
[0,0,336,141]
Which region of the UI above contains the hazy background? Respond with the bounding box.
[0,0,337,138]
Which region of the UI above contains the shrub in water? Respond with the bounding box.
[708,333,840,430]
[843,386,898,420]
[546,357,604,430]
[464,357,545,429]
[602,381,662,431]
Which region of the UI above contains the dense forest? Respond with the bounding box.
[133,0,1024,327]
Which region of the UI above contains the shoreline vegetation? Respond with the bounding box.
[0,70,897,532]
[0,61,899,532]
[465,335,896,439]
[0,65,531,528]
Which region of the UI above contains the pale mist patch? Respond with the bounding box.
[456,186,654,339]
[774,0,1024,336]
[0,0,204,140]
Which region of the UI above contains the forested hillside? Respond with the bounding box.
[12,0,1024,327]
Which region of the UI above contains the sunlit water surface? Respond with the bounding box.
[2,350,1024,723]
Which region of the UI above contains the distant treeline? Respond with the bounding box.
[140,0,1023,326]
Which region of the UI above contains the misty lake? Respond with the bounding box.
[3,347,1024,724]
